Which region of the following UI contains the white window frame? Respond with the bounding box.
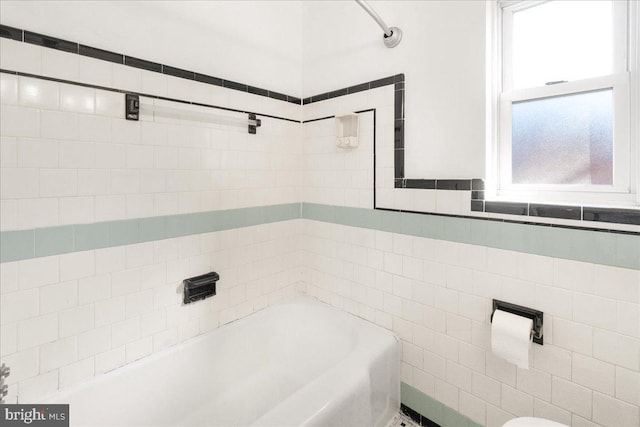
[487,0,639,206]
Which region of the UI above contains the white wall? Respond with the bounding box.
[0,1,303,97]
[302,0,487,179]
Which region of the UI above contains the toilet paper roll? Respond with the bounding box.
[491,309,533,369]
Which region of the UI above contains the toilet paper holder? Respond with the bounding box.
[491,299,544,345]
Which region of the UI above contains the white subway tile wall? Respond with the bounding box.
[1,34,640,427]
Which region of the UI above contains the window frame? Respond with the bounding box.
[488,0,639,206]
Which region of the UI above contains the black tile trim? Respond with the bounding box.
[472,179,485,190]
[0,24,23,41]
[436,179,471,191]
[303,74,405,105]
[405,179,436,189]
[0,69,300,126]
[471,200,485,212]
[125,56,162,73]
[530,204,581,221]
[471,191,485,200]
[79,45,123,64]
[24,30,78,53]
[0,25,302,105]
[584,207,640,225]
[163,65,195,80]
[400,404,442,427]
[485,201,529,216]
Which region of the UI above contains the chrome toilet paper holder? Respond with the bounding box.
[491,299,544,345]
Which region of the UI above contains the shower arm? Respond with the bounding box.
[354,0,402,48]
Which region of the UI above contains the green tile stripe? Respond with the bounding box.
[401,382,484,427]
[0,203,300,263]
[301,203,640,270]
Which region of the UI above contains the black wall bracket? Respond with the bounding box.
[125,93,140,121]
[491,299,544,345]
[249,113,261,134]
[183,272,219,304]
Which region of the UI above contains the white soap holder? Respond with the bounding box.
[336,114,359,149]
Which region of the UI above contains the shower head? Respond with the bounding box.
[355,0,402,48]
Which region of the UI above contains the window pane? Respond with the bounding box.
[511,89,613,185]
[512,1,613,89]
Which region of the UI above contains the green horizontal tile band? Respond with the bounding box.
[300,203,640,270]
[0,203,300,263]
[401,382,483,427]
[1,202,638,270]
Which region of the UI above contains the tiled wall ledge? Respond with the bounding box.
[0,24,302,105]
[301,203,640,270]
[0,203,300,263]
[402,382,482,427]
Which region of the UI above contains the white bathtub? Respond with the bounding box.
[42,296,400,426]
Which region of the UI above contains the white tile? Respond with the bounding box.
[459,390,486,426]
[111,268,141,296]
[16,137,58,168]
[141,72,167,97]
[0,262,18,294]
[95,247,126,274]
[412,368,435,397]
[435,378,459,410]
[94,143,126,168]
[112,64,141,92]
[17,198,59,229]
[95,89,123,118]
[615,367,640,406]
[39,280,78,314]
[593,265,639,303]
[94,195,126,221]
[573,293,617,331]
[42,48,79,81]
[17,313,58,350]
[125,337,152,363]
[17,371,58,402]
[78,325,111,359]
[0,136,18,167]
[486,352,517,386]
[59,305,94,338]
[486,404,514,427]
[616,301,640,338]
[60,141,96,169]
[572,353,615,396]
[111,317,140,347]
[0,199,18,230]
[593,329,640,371]
[446,265,473,293]
[486,248,519,278]
[78,56,112,87]
[533,344,571,379]
[553,317,593,356]
[0,105,40,137]
[592,392,640,427]
[18,256,59,289]
[534,284,572,320]
[40,336,77,372]
[125,290,154,318]
[110,169,140,194]
[78,274,111,305]
[59,357,94,389]
[39,169,77,197]
[94,297,125,327]
[19,77,59,109]
[95,346,125,374]
[140,310,167,336]
[0,39,41,75]
[551,377,592,418]
[446,312,472,342]
[516,367,551,402]
[77,170,110,195]
[59,196,95,225]
[447,360,472,392]
[40,110,78,140]
[126,194,154,218]
[78,114,111,143]
[0,347,38,384]
[112,118,140,144]
[0,73,19,104]
[533,399,572,427]
[60,251,95,281]
[0,323,17,357]
[553,259,594,291]
[501,384,534,416]
[126,145,154,169]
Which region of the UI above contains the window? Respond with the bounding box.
[490,0,638,205]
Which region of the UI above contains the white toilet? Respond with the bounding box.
[503,417,569,427]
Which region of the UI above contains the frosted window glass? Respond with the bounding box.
[511,89,613,185]
[512,1,613,89]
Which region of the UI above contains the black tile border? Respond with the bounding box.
[400,404,441,427]
[3,24,638,230]
[0,69,300,126]
[0,24,302,105]
[301,73,639,231]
